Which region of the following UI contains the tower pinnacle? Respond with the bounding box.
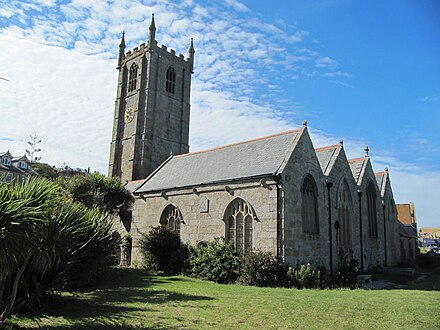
[117,31,125,69]
[149,13,156,44]
[188,38,195,73]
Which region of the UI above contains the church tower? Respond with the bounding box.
[108,14,194,182]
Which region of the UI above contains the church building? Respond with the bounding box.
[109,15,413,273]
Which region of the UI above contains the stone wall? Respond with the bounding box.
[130,178,278,263]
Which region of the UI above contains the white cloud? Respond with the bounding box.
[224,0,249,12]
[0,0,437,227]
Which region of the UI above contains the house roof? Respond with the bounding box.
[0,151,12,158]
[396,203,416,225]
[136,128,302,193]
[12,155,28,162]
[315,144,340,175]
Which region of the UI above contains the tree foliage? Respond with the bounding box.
[139,226,187,275]
[31,162,58,180]
[59,172,133,214]
[186,238,241,284]
[0,177,122,324]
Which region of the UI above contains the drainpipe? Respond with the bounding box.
[275,175,282,262]
[382,201,387,266]
[326,179,334,279]
[357,189,364,273]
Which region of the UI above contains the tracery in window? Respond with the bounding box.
[165,66,176,94]
[302,175,319,234]
[366,181,378,238]
[338,180,352,248]
[160,204,182,235]
[128,63,138,92]
[224,198,254,253]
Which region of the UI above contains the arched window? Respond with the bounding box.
[166,66,176,94]
[160,204,182,235]
[224,198,255,253]
[128,63,138,92]
[302,175,319,234]
[338,180,352,248]
[366,181,378,238]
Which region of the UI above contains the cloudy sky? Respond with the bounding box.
[0,0,439,227]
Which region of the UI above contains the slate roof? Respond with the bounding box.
[136,129,301,193]
[315,144,339,175]
[125,179,144,193]
[348,157,367,184]
[375,171,385,191]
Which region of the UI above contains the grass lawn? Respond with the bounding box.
[8,268,440,329]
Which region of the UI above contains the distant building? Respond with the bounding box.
[396,203,418,264]
[0,151,35,183]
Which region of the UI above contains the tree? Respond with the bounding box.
[26,133,42,163]
[31,162,57,180]
[0,178,119,325]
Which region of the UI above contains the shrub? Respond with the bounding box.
[287,264,321,289]
[139,226,187,275]
[417,253,440,269]
[238,251,288,287]
[0,178,118,323]
[186,238,241,284]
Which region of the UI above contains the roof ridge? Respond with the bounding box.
[374,171,385,176]
[348,156,365,163]
[127,179,145,184]
[315,144,339,152]
[175,128,301,158]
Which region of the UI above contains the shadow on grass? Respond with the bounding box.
[11,268,214,329]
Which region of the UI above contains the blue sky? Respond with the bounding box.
[0,0,439,227]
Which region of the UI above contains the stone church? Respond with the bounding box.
[109,15,413,272]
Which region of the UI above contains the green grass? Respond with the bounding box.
[8,268,440,329]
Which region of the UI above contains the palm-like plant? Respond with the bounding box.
[0,177,119,324]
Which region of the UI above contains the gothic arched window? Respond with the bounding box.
[302,175,319,234]
[338,180,352,248]
[224,198,255,253]
[366,181,378,238]
[128,63,138,92]
[160,204,182,235]
[166,66,176,94]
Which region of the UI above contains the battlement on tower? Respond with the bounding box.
[122,41,191,65]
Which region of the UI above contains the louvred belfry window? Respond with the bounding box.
[166,66,176,94]
[128,63,138,92]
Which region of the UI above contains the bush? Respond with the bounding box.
[139,226,187,275]
[287,264,321,289]
[417,253,440,269]
[238,251,288,287]
[186,238,241,284]
[0,178,118,323]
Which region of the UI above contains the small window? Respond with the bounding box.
[165,66,176,94]
[2,157,11,166]
[128,63,138,92]
[5,173,13,183]
[19,161,28,170]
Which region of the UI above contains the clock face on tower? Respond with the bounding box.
[124,107,134,123]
